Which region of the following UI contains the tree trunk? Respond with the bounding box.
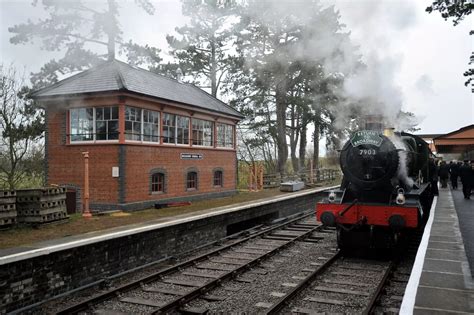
[106,0,117,61]
[210,40,217,97]
[299,118,308,171]
[313,125,320,169]
[275,77,288,175]
[289,104,299,174]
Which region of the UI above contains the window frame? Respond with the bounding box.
[213,169,223,187]
[186,171,198,191]
[142,109,161,143]
[124,106,161,143]
[150,172,165,194]
[192,118,214,147]
[216,123,234,148]
[69,106,119,143]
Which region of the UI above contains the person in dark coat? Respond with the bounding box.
[429,158,439,196]
[449,161,459,189]
[438,161,449,188]
[471,160,474,194]
[460,160,472,199]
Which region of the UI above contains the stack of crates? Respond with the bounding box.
[16,187,68,224]
[0,190,17,228]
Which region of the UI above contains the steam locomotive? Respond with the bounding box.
[316,129,435,249]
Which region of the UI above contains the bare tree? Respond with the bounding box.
[0,65,43,189]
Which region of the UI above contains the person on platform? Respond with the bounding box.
[449,160,459,189]
[439,161,449,188]
[429,158,439,196]
[471,160,474,195]
[460,160,472,199]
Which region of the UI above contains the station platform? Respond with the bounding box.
[0,186,333,264]
[401,187,474,314]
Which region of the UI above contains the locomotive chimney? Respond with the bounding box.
[363,114,383,131]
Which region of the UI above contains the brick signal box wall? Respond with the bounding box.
[45,96,238,212]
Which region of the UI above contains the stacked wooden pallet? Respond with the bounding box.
[16,187,68,224]
[0,190,17,228]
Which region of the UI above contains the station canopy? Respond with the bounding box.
[433,124,474,154]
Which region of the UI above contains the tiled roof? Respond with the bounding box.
[32,60,244,119]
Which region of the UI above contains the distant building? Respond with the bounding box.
[433,124,474,160]
[33,60,244,211]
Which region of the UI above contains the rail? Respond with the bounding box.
[56,211,326,314]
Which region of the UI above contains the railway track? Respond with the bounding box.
[256,231,424,314]
[260,252,393,314]
[56,212,333,314]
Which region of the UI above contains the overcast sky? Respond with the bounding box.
[1,0,472,135]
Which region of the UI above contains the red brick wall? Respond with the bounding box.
[124,145,236,203]
[46,107,120,205]
[45,99,238,209]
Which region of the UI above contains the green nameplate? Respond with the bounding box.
[350,130,383,147]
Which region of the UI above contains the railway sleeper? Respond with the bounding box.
[119,297,163,307]
[312,286,371,296]
[304,296,347,306]
[143,287,185,296]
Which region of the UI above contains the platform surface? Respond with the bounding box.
[404,186,474,314]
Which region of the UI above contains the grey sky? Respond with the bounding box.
[1,0,472,135]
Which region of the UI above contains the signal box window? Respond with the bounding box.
[186,171,198,190]
[151,172,165,193]
[213,170,223,187]
[70,106,118,142]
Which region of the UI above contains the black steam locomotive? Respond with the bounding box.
[317,129,435,249]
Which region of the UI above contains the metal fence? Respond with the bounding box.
[262,169,340,189]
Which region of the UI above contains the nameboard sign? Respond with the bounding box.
[181,153,203,160]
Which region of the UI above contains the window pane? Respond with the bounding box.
[177,116,189,144]
[108,120,119,140]
[152,173,165,192]
[214,171,223,186]
[96,121,106,140]
[143,110,160,142]
[187,172,197,189]
[104,107,110,120]
[125,106,142,141]
[70,108,93,141]
[111,106,118,120]
[192,118,213,146]
[163,113,176,143]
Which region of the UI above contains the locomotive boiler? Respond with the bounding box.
[316,129,435,250]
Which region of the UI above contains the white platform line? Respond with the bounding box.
[399,195,438,315]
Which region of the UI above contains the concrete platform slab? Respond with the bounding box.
[401,188,474,314]
[424,248,466,261]
[414,285,474,313]
[422,258,464,274]
[427,241,464,251]
[420,271,471,290]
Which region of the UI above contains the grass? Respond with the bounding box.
[0,180,339,250]
[0,189,280,249]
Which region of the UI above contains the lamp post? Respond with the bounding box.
[82,151,92,218]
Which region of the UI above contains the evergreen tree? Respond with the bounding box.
[167,0,238,97]
[230,1,360,174]
[427,0,473,91]
[9,0,156,89]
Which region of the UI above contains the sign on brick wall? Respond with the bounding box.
[180,153,203,160]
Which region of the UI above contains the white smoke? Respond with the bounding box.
[390,134,414,189]
[324,0,421,133]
